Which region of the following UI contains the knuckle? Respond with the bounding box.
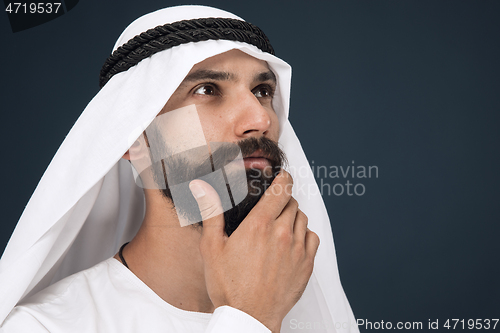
[200,203,221,220]
[277,170,294,186]
[247,219,263,234]
[297,209,308,223]
[312,231,320,245]
[275,225,293,243]
[249,212,270,229]
[307,230,320,248]
[313,232,320,246]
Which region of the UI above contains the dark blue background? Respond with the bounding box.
[1,1,499,331]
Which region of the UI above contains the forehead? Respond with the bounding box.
[188,49,271,77]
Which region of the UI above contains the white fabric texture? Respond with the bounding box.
[1,258,270,333]
[0,5,359,333]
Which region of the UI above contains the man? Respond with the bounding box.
[0,5,358,333]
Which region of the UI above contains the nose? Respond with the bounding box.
[232,91,273,138]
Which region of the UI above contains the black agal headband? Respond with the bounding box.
[99,17,275,88]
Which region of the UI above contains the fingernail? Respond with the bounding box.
[189,182,205,198]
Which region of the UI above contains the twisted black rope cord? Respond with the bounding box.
[99,17,275,88]
[118,242,130,269]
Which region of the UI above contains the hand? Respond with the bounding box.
[189,171,320,332]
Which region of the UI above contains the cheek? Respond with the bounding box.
[268,111,280,141]
[195,108,227,143]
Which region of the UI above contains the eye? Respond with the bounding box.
[194,84,218,96]
[253,85,275,98]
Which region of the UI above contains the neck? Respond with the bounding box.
[115,189,215,313]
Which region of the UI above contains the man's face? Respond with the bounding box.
[161,49,280,145]
[139,50,284,235]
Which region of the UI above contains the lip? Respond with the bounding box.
[243,157,271,169]
[224,150,272,170]
[242,150,272,169]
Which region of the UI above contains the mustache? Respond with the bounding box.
[162,137,286,187]
[210,136,286,172]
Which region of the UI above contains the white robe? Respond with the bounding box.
[0,258,270,333]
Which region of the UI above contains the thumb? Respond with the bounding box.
[189,179,226,242]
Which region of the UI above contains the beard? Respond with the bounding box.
[145,131,286,236]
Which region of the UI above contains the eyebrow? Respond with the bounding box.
[254,70,276,84]
[182,70,235,83]
[181,69,277,85]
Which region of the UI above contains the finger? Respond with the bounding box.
[293,209,308,242]
[189,180,226,250]
[275,197,299,233]
[305,229,320,258]
[249,170,294,222]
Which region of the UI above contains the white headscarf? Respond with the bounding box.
[0,6,358,333]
